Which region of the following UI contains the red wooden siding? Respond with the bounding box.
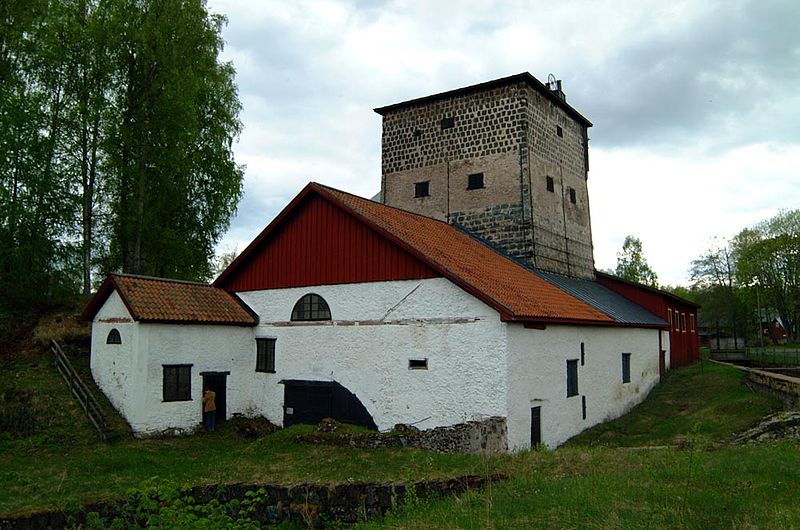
[218,194,440,292]
[597,274,699,367]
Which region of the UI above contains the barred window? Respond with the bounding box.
[106,329,121,344]
[163,364,191,402]
[256,338,276,373]
[291,294,331,321]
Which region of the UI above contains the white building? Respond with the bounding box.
[84,182,668,449]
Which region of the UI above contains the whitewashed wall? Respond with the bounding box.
[90,290,139,422]
[131,323,254,435]
[505,324,661,449]
[238,278,508,432]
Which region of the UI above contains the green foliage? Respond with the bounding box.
[0,0,244,336]
[614,235,659,287]
[733,210,800,342]
[79,478,263,529]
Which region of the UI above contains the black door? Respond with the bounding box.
[282,380,377,430]
[201,372,227,423]
[531,406,541,447]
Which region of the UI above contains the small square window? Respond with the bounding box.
[256,338,276,373]
[467,173,484,190]
[441,117,455,130]
[408,358,428,370]
[163,364,192,402]
[556,125,563,137]
[566,359,578,397]
[622,353,631,384]
[546,176,554,193]
[568,188,576,204]
[414,181,429,198]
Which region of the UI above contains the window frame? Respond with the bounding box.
[414,181,430,198]
[622,353,631,384]
[291,293,332,322]
[467,172,485,190]
[566,359,579,397]
[163,364,192,402]
[106,328,122,345]
[256,337,276,373]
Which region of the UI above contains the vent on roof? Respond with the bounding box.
[547,74,567,102]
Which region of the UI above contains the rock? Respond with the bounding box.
[732,411,800,444]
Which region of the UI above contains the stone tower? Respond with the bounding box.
[375,73,595,279]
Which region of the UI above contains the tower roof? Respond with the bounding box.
[374,72,592,127]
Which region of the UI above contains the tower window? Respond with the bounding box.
[414,181,429,198]
[556,125,563,137]
[569,188,576,204]
[546,176,554,193]
[467,173,484,190]
[106,328,122,345]
[441,117,455,130]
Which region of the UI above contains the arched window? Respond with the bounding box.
[106,328,122,345]
[291,294,331,321]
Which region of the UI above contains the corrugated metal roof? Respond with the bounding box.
[534,270,667,327]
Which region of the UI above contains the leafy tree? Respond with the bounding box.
[614,235,658,287]
[689,238,746,348]
[104,0,243,282]
[733,210,800,343]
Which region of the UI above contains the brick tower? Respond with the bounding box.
[375,73,595,279]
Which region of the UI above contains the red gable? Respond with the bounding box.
[216,183,614,325]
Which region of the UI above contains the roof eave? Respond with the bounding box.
[373,72,592,127]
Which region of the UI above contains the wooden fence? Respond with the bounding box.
[50,339,109,442]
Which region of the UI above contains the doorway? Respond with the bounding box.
[201,371,229,424]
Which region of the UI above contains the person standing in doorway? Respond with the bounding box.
[203,386,216,432]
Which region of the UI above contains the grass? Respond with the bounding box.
[0,328,791,527]
[567,361,780,447]
[0,348,493,517]
[355,443,800,529]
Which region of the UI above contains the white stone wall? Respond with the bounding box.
[132,323,254,435]
[505,324,661,449]
[238,278,508,432]
[90,290,139,422]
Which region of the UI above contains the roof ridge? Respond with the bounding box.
[111,273,212,287]
[312,182,464,229]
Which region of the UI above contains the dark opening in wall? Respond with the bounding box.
[582,395,587,420]
[569,187,576,204]
[567,360,578,397]
[580,342,585,365]
[622,353,631,383]
[467,173,485,190]
[441,117,455,130]
[556,125,563,137]
[409,359,428,370]
[414,181,430,198]
[546,176,554,193]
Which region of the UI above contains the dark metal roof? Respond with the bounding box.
[373,72,592,127]
[535,270,667,327]
[594,270,700,308]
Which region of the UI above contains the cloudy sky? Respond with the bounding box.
[208,0,799,286]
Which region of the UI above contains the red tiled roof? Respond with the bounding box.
[313,184,613,324]
[82,274,257,326]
